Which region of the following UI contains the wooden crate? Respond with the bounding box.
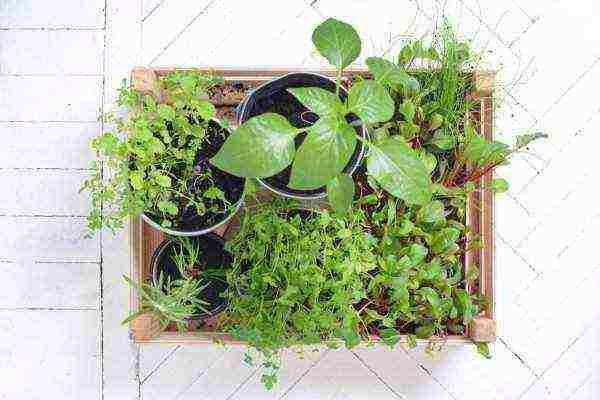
[128,67,496,344]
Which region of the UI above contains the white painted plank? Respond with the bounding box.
[536,316,600,400]
[0,216,100,262]
[0,122,98,169]
[0,310,100,400]
[141,345,225,400]
[0,0,104,28]
[178,346,259,400]
[101,2,142,399]
[0,260,99,308]
[281,347,400,400]
[152,0,312,68]
[141,0,215,66]
[0,170,90,216]
[570,372,600,400]
[0,76,101,121]
[229,347,328,400]
[352,346,454,400]
[101,227,141,400]
[0,30,104,75]
[406,343,535,400]
[509,1,600,123]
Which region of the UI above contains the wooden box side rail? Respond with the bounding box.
[128,67,496,344]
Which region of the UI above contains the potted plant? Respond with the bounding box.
[80,70,246,236]
[150,234,232,322]
[211,18,399,206]
[123,233,233,335]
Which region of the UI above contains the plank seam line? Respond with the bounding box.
[565,371,595,400]
[516,312,600,399]
[518,106,600,195]
[148,0,219,66]
[141,345,181,384]
[400,345,459,400]
[224,366,261,400]
[171,348,227,400]
[498,337,539,378]
[279,349,331,400]
[350,350,406,400]
[141,0,168,22]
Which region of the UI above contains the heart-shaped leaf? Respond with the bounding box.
[211,113,299,178]
[327,174,355,215]
[289,115,357,190]
[367,137,431,205]
[287,87,345,117]
[312,18,361,70]
[347,81,394,124]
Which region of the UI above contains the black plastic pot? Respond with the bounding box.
[150,233,232,322]
[142,119,246,236]
[237,73,366,200]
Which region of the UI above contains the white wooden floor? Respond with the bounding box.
[1,1,599,399]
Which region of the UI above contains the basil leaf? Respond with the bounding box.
[289,115,357,190]
[367,137,432,205]
[347,81,394,124]
[211,113,298,178]
[327,174,355,215]
[312,18,361,70]
[287,87,345,117]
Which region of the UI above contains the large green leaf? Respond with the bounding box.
[347,81,394,124]
[210,113,299,178]
[312,18,361,70]
[327,174,355,214]
[367,137,431,205]
[289,115,357,190]
[287,87,345,117]
[365,57,420,92]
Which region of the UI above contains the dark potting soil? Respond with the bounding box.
[241,73,364,197]
[153,234,232,320]
[146,120,245,232]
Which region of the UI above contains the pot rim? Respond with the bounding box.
[150,233,229,321]
[236,72,367,200]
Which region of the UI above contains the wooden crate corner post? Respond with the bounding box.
[130,313,163,342]
[474,71,495,97]
[469,316,496,343]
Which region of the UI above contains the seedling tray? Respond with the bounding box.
[129,67,496,345]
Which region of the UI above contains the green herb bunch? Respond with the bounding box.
[122,273,208,333]
[222,199,377,388]
[355,192,485,350]
[81,71,234,235]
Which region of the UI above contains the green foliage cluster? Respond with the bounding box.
[210,19,544,390]
[80,71,235,234]
[123,273,208,333]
